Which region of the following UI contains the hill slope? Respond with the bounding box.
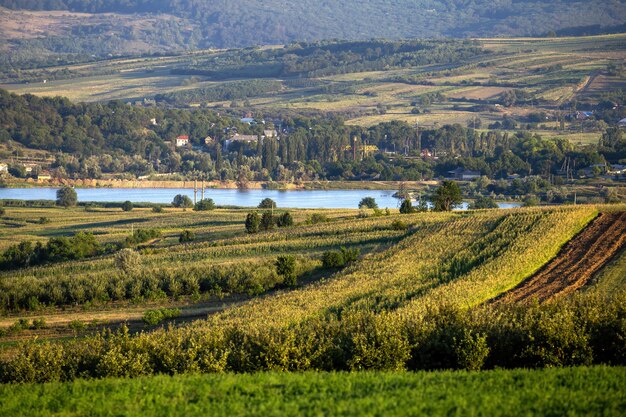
[1,1,626,68]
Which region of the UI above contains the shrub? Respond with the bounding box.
[275,255,297,287]
[194,198,216,211]
[121,201,133,212]
[142,308,181,326]
[308,213,328,224]
[152,206,164,213]
[115,248,141,275]
[125,228,162,246]
[31,318,47,329]
[399,198,415,214]
[245,212,260,234]
[358,197,378,209]
[469,196,498,210]
[38,217,50,224]
[391,219,408,230]
[179,230,196,243]
[260,212,275,231]
[0,206,5,216]
[276,212,294,227]
[322,247,360,269]
[258,198,277,209]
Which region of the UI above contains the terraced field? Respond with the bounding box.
[1,204,624,383]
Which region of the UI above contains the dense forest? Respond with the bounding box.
[2,90,624,201]
[1,0,625,70]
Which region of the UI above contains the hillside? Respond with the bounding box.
[1,1,626,69]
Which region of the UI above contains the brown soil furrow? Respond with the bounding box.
[493,212,626,304]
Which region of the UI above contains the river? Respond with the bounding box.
[0,188,521,210]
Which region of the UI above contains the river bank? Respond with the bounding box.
[2,178,438,191]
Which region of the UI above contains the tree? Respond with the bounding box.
[179,230,195,243]
[245,212,260,233]
[115,248,140,275]
[359,197,378,209]
[399,198,415,214]
[172,194,193,208]
[194,198,216,211]
[258,198,277,209]
[432,181,462,211]
[275,255,297,287]
[56,186,77,207]
[260,212,276,231]
[469,196,498,210]
[121,201,133,212]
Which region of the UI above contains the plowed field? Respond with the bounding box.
[492,211,626,304]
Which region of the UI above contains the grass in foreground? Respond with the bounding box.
[0,367,624,417]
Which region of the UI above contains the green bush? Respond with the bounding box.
[358,197,378,209]
[391,219,408,230]
[179,230,196,243]
[121,201,134,212]
[245,212,260,233]
[172,194,193,208]
[194,199,216,211]
[258,198,277,209]
[275,255,297,287]
[399,198,415,214]
[142,308,181,326]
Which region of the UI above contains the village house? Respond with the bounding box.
[176,135,190,147]
[223,134,258,151]
[447,168,481,181]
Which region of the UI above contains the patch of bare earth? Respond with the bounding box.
[492,212,626,304]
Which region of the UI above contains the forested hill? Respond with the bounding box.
[1,0,625,53]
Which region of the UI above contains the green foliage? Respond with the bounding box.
[390,219,408,231]
[399,198,415,214]
[258,198,277,209]
[179,230,196,243]
[56,186,77,207]
[142,308,181,326]
[276,212,294,227]
[432,181,463,212]
[125,228,162,246]
[0,367,625,416]
[523,194,541,207]
[469,196,498,210]
[308,213,328,224]
[172,195,193,208]
[245,212,260,234]
[194,198,216,211]
[358,197,378,209]
[322,247,360,269]
[152,206,164,213]
[115,248,141,275]
[275,255,297,287]
[0,231,101,270]
[121,201,133,212]
[260,212,275,231]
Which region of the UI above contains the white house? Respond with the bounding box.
[176,135,190,147]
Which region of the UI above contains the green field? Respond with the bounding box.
[0,367,624,417]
